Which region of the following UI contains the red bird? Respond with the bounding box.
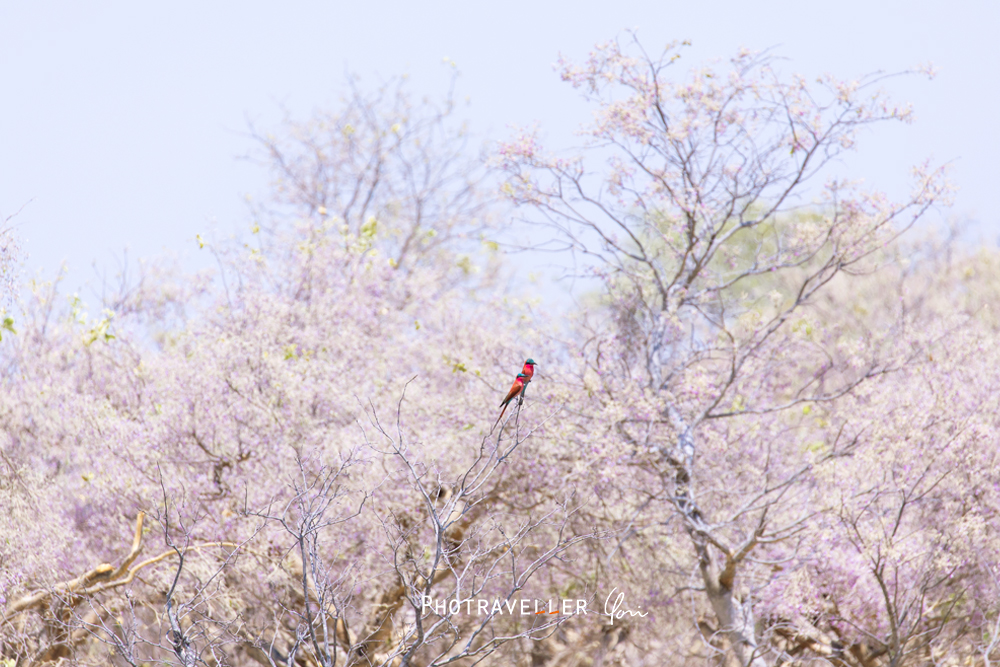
[520,358,537,384]
[494,373,528,431]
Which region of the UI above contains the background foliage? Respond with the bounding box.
[1,38,997,667]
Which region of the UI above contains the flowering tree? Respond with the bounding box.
[249,75,498,280]
[498,37,973,666]
[2,37,998,667]
[0,85,589,666]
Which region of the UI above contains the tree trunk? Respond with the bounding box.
[696,541,768,667]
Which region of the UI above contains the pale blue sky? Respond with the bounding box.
[1,1,997,299]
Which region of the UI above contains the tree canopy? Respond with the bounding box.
[2,38,997,667]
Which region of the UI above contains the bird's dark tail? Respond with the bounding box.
[492,403,509,432]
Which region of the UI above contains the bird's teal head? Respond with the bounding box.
[525,358,536,366]
[517,373,528,379]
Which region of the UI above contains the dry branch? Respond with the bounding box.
[6,511,240,614]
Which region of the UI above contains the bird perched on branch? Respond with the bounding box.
[494,373,528,431]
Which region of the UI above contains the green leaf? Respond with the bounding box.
[0,316,14,340]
